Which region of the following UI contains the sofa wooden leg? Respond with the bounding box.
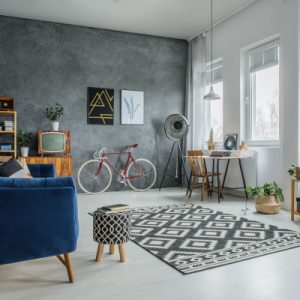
[57,254,75,283]
[64,253,75,283]
[56,255,66,266]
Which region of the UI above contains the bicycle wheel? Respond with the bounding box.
[126,158,157,191]
[78,160,112,194]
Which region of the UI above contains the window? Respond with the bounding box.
[206,61,223,142]
[245,40,279,146]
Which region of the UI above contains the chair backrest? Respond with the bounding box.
[187,150,205,176]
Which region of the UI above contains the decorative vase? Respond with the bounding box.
[255,196,281,214]
[21,147,29,157]
[52,121,59,131]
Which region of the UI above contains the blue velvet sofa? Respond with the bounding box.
[0,164,79,283]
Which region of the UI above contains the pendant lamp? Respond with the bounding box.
[203,0,221,100]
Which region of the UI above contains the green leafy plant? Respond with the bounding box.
[44,103,64,122]
[246,182,284,202]
[17,129,32,147]
[288,164,299,178]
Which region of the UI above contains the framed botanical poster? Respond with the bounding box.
[121,90,144,125]
[87,87,114,125]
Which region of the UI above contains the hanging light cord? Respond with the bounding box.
[210,0,213,86]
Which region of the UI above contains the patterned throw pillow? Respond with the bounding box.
[0,158,32,178]
[17,157,31,176]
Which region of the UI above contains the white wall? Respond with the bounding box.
[206,0,298,208]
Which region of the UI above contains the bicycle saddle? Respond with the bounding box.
[127,144,138,149]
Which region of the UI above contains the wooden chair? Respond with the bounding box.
[187,150,222,201]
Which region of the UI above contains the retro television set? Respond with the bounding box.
[38,130,71,155]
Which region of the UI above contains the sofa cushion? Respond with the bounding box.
[0,158,22,177]
[0,158,32,178]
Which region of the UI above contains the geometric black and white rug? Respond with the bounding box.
[130,203,300,274]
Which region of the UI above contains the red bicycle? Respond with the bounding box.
[78,144,157,194]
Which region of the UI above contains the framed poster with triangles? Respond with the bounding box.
[87,87,114,125]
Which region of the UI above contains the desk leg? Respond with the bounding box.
[238,159,248,200]
[222,160,230,188]
[217,159,220,203]
[291,180,295,221]
[212,160,215,188]
[239,159,248,214]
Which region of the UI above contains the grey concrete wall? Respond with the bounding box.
[0,16,187,190]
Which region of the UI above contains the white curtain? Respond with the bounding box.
[185,35,209,151]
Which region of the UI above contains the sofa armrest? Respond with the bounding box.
[0,187,78,265]
[28,164,56,178]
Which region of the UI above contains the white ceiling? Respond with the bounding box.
[0,0,256,40]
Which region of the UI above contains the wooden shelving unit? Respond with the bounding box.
[0,111,17,158]
[291,178,300,221]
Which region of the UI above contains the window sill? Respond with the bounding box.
[247,144,280,149]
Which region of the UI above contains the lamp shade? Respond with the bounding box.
[203,86,221,100]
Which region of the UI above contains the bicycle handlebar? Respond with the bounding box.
[93,144,138,159]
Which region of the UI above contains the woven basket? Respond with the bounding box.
[255,196,281,214]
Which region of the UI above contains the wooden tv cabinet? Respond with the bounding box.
[25,156,72,177]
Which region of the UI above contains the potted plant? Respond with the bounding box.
[239,140,248,150]
[44,103,64,131]
[246,182,284,214]
[288,164,300,179]
[207,128,216,150]
[17,129,33,157]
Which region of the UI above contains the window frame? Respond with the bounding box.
[245,39,280,147]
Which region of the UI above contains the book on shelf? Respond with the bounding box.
[0,144,12,150]
[4,127,14,131]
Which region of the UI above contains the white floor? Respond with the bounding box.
[1,188,300,300]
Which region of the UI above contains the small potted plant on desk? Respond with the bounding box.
[239,140,248,150]
[17,129,32,157]
[207,128,216,150]
[44,103,64,131]
[246,182,284,214]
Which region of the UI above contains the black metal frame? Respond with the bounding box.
[159,141,189,190]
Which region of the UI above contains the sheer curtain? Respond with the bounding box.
[185,35,209,150]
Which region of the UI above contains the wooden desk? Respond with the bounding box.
[187,156,252,203]
[291,178,300,221]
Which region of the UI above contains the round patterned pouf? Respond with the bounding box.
[93,210,131,262]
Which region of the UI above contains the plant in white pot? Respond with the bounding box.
[17,129,32,157]
[246,182,284,214]
[44,103,64,131]
[288,164,300,179]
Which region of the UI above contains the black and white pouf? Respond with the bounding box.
[93,211,131,263]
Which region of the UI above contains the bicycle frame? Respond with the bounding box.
[95,150,144,180]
